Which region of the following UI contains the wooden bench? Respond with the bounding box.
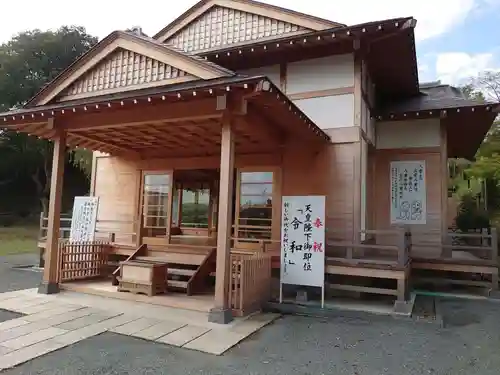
[411,229,499,292]
[325,229,412,304]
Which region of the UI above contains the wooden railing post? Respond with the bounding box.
[491,228,498,265]
[442,231,452,258]
[397,228,405,267]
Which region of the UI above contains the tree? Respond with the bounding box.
[0,26,97,110]
[0,27,98,213]
[460,83,486,101]
[456,74,500,222]
[471,71,500,102]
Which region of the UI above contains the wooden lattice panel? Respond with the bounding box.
[58,241,109,282]
[58,49,193,100]
[166,5,307,52]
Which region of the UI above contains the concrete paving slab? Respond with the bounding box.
[0,297,51,313]
[0,319,31,332]
[51,325,107,346]
[184,329,247,355]
[157,325,210,347]
[229,313,280,335]
[25,306,89,323]
[55,312,119,330]
[2,327,68,350]
[110,317,161,336]
[20,301,65,315]
[0,339,64,370]
[132,321,186,341]
[0,345,13,356]
[0,322,49,343]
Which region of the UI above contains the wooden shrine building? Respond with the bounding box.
[1,0,499,322]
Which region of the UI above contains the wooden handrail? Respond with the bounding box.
[111,244,147,286]
[327,228,411,267]
[112,244,147,276]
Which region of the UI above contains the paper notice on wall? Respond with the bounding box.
[390,161,427,225]
[69,196,99,242]
[281,195,325,287]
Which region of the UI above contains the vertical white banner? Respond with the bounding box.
[390,161,427,225]
[281,196,325,287]
[69,196,99,242]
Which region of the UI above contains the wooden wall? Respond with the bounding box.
[91,153,139,243]
[373,148,444,252]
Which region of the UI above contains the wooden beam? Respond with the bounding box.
[38,130,66,294]
[69,132,139,156]
[210,111,235,324]
[62,98,222,131]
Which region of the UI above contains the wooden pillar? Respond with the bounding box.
[38,131,66,294]
[209,114,235,324]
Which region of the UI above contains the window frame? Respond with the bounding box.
[234,167,281,249]
[139,170,174,236]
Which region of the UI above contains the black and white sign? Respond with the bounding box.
[69,197,99,242]
[390,161,427,224]
[280,195,326,288]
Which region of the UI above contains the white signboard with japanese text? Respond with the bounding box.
[280,195,326,288]
[390,161,427,225]
[69,196,99,242]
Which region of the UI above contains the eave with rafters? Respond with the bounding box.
[0,75,330,158]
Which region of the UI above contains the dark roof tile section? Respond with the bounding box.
[380,83,495,114]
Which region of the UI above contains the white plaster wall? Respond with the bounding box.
[376,119,441,149]
[293,94,354,129]
[238,65,281,88]
[286,54,354,94]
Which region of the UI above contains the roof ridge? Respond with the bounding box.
[153,0,343,41]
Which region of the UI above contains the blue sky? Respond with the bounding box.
[0,0,499,86]
[417,1,500,84]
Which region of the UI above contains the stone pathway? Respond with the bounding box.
[0,288,279,370]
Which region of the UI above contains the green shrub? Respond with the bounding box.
[455,193,491,232]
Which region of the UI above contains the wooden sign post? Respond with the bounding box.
[280,195,326,308]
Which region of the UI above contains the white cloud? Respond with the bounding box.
[0,0,484,43]
[435,52,498,85]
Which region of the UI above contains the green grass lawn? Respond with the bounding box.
[0,226,39,256]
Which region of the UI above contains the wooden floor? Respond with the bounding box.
[60,280,215,313]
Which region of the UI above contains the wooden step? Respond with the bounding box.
[168,280,188,289]
[137,254,205,266]
[168,268,196,277]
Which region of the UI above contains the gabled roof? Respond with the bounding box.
[26,31,234,107]
[154,0,343,51]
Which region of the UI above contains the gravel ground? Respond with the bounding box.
[1,253,500,375]
[2,299,500,375]
[0,253,41,293]
[0,310,23,324]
